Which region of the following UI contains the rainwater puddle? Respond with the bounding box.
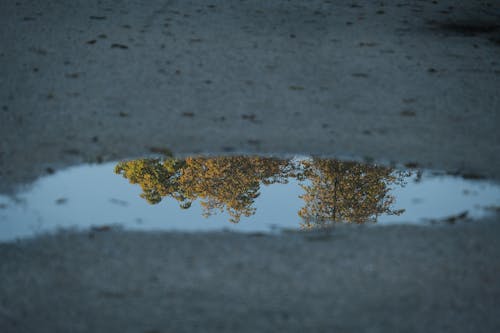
[0,155,499,241]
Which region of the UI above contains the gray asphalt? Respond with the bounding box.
[1,222,500,333]
[1,0,500,192]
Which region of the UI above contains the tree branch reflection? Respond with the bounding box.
[115,156,408,227]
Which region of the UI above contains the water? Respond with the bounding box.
[0,156,499,242]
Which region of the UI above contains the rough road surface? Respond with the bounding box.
[1,222,500,333]
[1,0,500,192]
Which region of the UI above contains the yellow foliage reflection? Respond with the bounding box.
[115,156,291,223]
[296,159,407,229]
[115,156,408,227]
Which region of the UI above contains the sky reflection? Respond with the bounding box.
[0,156,499,241]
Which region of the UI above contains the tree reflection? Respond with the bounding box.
[115,156,291,223]
[296,159,407,229]
[115,155,408,227]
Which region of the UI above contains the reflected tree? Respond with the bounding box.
[115,155,408,226]
[115,157,186,204]
[297,159,407,229]
[115,156,291,222]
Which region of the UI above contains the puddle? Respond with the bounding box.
[0,155,499,241]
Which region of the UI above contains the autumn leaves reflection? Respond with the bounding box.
[115,156,409,228]
[116,156,291,223]
[297,159,407,229]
